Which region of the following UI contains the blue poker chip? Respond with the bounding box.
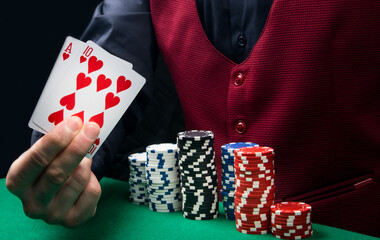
[146,143,178,154]
[148,189,180,196]
[149,202,182,209]
[146,167,178,173]
[221,142,258,153]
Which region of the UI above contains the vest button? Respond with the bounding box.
[235,120,247,134]
[237,33,247,47]
[233,73,245,86]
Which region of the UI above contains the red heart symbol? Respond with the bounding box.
[71,111,84,123]
[48,109,64,126]
[62,53,70,61]
[60,92,75,110]
[76,72,92,90]
[94,138,100,145]
[88,56,103,74]
[116,76,132,93]
[89,112,104,128]
[80,56,87,63]
[97,74,112,92]
[105,92,120,110]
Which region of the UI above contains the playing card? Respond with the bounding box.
[32,40,144,158]
[29,36,86,133]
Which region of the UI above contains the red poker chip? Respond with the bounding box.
[236,206,273,214]
[271,219,311,226]
[237,218,269,224]
[237,217,270,225]
[236,202,275,209]
[235,154,274,160]
[271,202,312,215]
[236,202,275,211]
[235,167,274,174]
[235,182,274,191]
[271,214,311,222]
[235,211,269,218]
[237,217,270,224]
[236,206,272,214]
[271,231,313,240]
[235,208,271,215]
[234,167,274,174]
[235,190,275,198]
[271,223,311,232]
[235,195,274,203]
[271,225,312,234]
[236,178,274,185]
[235,146,275,157]
[236,227,269,235]
[236,216,269,223]
[271,212,311,218]
[234,159,274,166]
[234,157,274,164]
[235,168,274,174]
[235,187,275,195]
[237,222,271,230]
[235,196,274,203]
[235,178,274,187]
[236,224,270,231]
[271,213,311,220]
[236,176,274,183]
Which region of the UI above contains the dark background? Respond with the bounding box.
[1,1,102,178]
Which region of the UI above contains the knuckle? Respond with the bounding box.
[70,172,91,192]
[28,147,51,170]
[86,183,102,199]
[47,131,72,149]
[69,143,89,159]
[5,177,18,194]
[23,202,43,219]
[46,167,68,186]
[45,211,64,225]
[63,210,81,228]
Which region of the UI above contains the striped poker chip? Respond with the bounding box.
[235,146,275,157]
[270,202,312,216]
[234,145,275,235]
[221,142,258,153]
[177,130,214,141]
[270,202,313,239]
[128,152,148,205]
[221,142,259,221]
[177,130,218,220]
[145,143,181,212]
[146,143,178,154]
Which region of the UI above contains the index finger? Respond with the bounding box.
[6,117,83,195]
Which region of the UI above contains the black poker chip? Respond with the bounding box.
[177,130,219,220]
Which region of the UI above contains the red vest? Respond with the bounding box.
[151,0,380,236]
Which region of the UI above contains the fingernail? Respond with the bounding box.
[83,122,100,141]
[66,117,82,133]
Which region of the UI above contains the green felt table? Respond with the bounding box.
[0,177,378,240]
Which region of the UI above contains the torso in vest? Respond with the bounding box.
[150,0,380,236]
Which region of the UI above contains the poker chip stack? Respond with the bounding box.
[128,152,149,205]
[234,146,275,234]
[270,202,313,239]
[221,142,258,220]
[177,130,219,220]
[146,143,182,212]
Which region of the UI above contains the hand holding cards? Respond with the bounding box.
[29,36,146,158]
